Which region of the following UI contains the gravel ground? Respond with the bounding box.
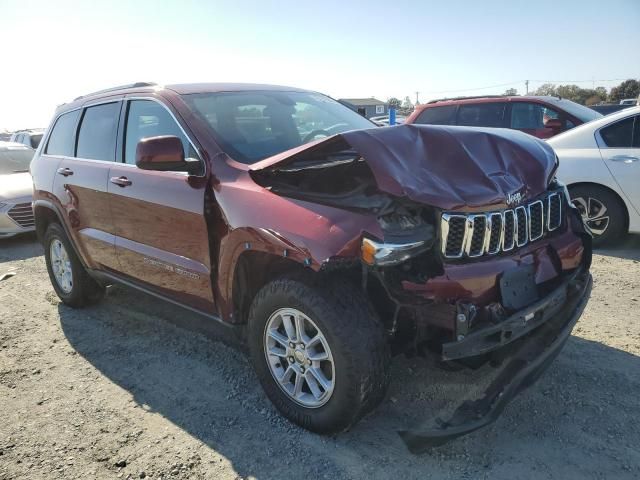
[1,233,639,480]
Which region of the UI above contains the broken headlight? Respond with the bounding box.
[361,237,429,266]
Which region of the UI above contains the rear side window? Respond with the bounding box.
[633,117,640,148]
[414,105,456,125]
[457,103,506,128]
[45,110,80,156]
[600,117,634,148]
[77,102,121,161]
[511,102,560,129]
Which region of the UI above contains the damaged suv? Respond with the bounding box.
[31,83,592,450]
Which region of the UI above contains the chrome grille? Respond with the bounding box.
[7,202,35,228]
[441,192,563,259]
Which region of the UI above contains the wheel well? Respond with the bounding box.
[231,251,308,324]
[34,205,60,242]
[567,181,630,231]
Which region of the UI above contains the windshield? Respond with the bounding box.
[0,146,34,174]
[182,91,374,164]
[555,98,603,123]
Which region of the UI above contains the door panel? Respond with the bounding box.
[51,158,117,269]
[601,147,640,213]
[108,165,214,311]
[599,115,640,214]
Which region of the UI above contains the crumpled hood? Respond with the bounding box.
[251,124,557,211]
[0,172,33,202]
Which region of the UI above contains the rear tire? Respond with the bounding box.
[43,223,105,307]
[248,277,390,433]
[569,185,627,248]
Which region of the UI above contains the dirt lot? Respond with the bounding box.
[1,234,639,480]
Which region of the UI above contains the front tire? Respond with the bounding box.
[248,278,390,433]
[43,223,105,307]
[569,185,627,247]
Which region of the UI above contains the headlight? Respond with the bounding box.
[0,203,7,210]
[361,237,428,266]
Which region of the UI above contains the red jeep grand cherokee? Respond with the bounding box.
[406,95,602,139]
[31,82,592,451]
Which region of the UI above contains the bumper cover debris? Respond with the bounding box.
[398,269,592,453]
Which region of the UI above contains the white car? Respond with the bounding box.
[548,106,640,246]
[0,141,35,238]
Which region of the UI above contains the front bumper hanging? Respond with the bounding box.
[399,267,592,453]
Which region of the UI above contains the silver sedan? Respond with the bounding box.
[0,142,35,238]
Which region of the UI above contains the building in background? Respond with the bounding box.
[339,98,388,118]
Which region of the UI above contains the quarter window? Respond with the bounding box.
[600,117,634,148]
[415,105,457,125]
[45,110,80,156]
[77,102,121,161]
[457,103,506,128]
[124,100,198,165]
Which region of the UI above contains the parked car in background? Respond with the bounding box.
[620,98,638,106]
[589,104,632,116]
[370,114,406,126]
[407,95,602,139]
[10,129,45,149]
[548,106,640,246]
[31,82,592,450]
[0,141,35,238]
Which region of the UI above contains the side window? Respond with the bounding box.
[45,110,80,156]
[510,103,561,129]
[600,117,634,148]
[124,100,197,165]
[77,103,121,161]
[457,103,506,128]
[415,105,457,125]
[633,117,640,148]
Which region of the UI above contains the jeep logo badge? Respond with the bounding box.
[506,192,523,206]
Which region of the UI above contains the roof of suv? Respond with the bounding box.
[422,95,564,106]
[57,82,313,114]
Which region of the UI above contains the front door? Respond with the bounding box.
[598,114,640,214]
[108,99,214,312]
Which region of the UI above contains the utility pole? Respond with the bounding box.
[415,91,420,105]
[525,80,529,95]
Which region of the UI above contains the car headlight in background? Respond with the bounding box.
[361,237,428,266]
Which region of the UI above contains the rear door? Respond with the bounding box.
[50,101,121,269]
[598,114,640,213]
[107,98,214,311]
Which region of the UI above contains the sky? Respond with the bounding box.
[0,0,638,131]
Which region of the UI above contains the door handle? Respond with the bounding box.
[56,167,74,176]
[610,155,639,163]
[110,176,132,187]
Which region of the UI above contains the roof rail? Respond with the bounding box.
[73,82,157,101]
[427,94,513,104]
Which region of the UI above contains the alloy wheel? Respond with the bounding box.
[50,239,73,293]
[572,196,609,236]
[263,308,335,408]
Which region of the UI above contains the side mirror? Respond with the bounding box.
[544,118,563,131]
[135,135,200,174]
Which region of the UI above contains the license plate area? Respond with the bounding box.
[500,265,538,310]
